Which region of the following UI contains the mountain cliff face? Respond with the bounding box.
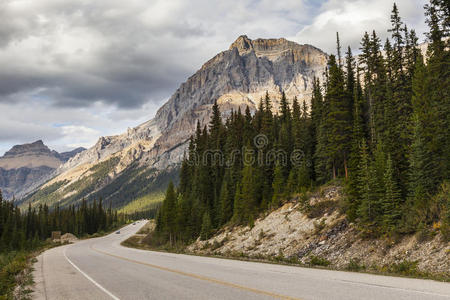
[152,36,327,160]
[20,36,328,209]
[0,141,84,199]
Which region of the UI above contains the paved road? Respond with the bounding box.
[32,222,450,300]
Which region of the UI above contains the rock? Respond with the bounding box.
[56,147,85,162]
[23,36,328,208]
[186,184,450,276]
[0,141,84,199]
[60,233,78,243]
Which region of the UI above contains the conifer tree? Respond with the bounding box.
[219,170,233,225]
[232,183,244,224]
[382,154,402,232]
[279,91,291,124]
[314,113,331,183]
[423,0,450,182]
[345,46,356,111]
[326,54,352,179]
[162,182,177,244]
[240,154,260,223]
[403,115,435,230]
[336,32,343,69]
[291,97,301,139]
[345,68,366,220]
[286,168,298,194]
[310,78,323,137]
[271,161,285,208]
[357,139,383,229]
[440,182,450,241]
[200,211,212,240]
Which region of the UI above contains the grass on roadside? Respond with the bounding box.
[0,241,64,300]
[0,251,32,299]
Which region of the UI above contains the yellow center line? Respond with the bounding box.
[90,245,302,300]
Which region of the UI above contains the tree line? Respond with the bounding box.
[0,191,124,253]
[156,1,449,244]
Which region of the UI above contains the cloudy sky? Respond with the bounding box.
[0,0,428,155]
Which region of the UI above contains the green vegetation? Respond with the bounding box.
[0,252,31,299]
[20,157,177,214]
[155,1,449,246]
[57,157,121,207]
[346,259,365,272]
[119,192,164,214]
[97,165,178,209]
[21,157,121,208]
[388,260,419,276]
[0,190,126,298]
[19,180,69,208]
[309,255,331,267]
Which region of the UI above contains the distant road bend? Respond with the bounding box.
[32,223,450,300]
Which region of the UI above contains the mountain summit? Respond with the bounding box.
[0,141,85,199]
[20,36,328,209]
[153,35,327,158]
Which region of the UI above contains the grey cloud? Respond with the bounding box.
[0,0,315,110]
[1,0,429,155]
[0,0,315,155]
[0,118,63,144]
[0,1,213,109]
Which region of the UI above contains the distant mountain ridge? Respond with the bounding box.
[0,140,85,199]
[55,147,87,162]
[19,36,328,210]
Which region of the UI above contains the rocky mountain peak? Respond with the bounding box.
[3,140,52,157]
[229,35,254,54]
[0,141,86,199]
[229,35,292,55]
[154,36,327,135]
[21,36,329,207]
[228,35,324,64]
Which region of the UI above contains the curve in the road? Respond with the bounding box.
[90,245,300,300]
[32,222,450,300]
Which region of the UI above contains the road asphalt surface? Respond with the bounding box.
[32,222,450,300]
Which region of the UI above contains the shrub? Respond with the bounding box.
[0,252,29,298]
[309,255,330,266]
[307,201,337,218]
[274,249,284,262]
[211,240,223,251]
[438,182,450,241]
[389,260,419,276]
[258,229,265,240]
[415,223,434,242]
[346,258,365,271]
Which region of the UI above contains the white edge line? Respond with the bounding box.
[63,247,120,300]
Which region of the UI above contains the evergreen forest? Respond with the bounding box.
[156,1,450,244]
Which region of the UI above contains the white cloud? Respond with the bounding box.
[59,125,100,150]
[0,99,159,155]
[293,0,428,54]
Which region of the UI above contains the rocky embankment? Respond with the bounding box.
[188,185,450,278]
